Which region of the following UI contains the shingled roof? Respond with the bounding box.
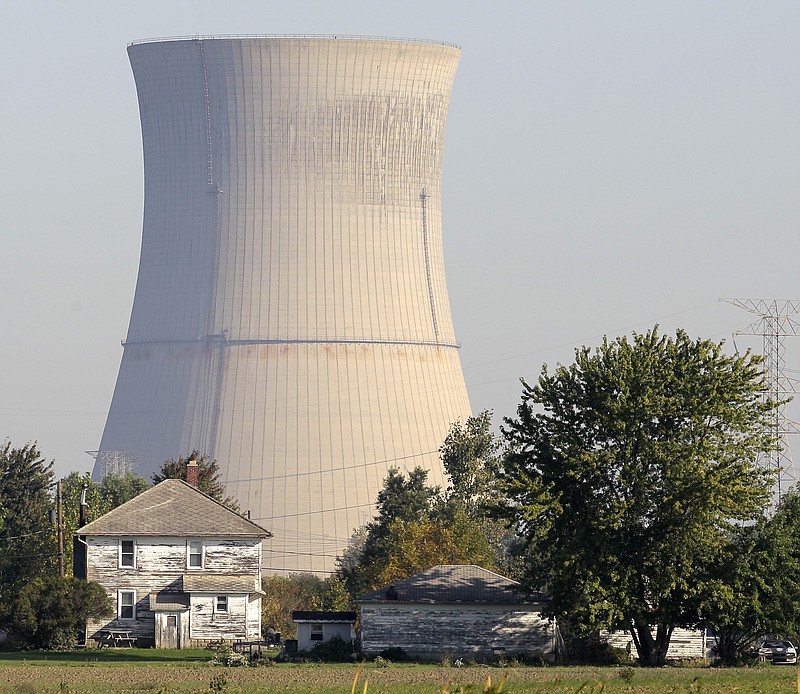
[357,565,549,605]
[76,479,271,538]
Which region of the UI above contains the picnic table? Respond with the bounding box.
[232,639,270,656]
[93,629,136,648]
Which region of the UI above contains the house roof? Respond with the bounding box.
[183,573,264,595]
[76,479,271,538]
[292,611,357,623]
[357,565,549,605]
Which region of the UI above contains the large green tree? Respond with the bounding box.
[497,328,777,666]
[0,443,57,607]
[152,451,239,511]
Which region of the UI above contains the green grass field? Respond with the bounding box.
[0,650,797,694]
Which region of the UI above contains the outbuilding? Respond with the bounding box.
[291,611,357,653]
[358,565,558,660]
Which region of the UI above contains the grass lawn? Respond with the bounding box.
[0,650,797,693]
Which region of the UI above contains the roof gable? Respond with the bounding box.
[77,479,271,538]
[357,565,548,604]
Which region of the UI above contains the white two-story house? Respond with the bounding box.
[76,478,271,648]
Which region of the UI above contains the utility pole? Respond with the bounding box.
[56,479,64,578]
[722,298,800,500]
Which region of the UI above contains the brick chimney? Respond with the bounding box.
[186,459,199,487]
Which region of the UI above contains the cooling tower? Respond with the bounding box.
[94,35,472,573]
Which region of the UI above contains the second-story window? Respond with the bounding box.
[188,540,203,569]
[120,539,135,568]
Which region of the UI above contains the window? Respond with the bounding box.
[119,591,136,620]
[187,540,203,569]
[120,539,135,568]
[310,624,324,641]
[215,596,228,613]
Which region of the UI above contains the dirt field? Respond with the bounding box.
[0,652,797,693]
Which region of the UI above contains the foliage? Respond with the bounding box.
[61,471,150,575]
[700,489,800,664]
[152,451,239,511]
[439,411,501,516]
[497,328,778,666]
[337,467,441,596]
[303,635,359,661]
[338,415,509,598]
[0,442,57,613]
[6,575,113,649]
[261,573,351,639]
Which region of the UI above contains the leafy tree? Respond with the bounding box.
[700,490,800,664]
[8,575,113,649]
[336,467,440,596]
[371,508,497,588]
[497,328,777,666]
[98,472,150,509]
[0,442,57,609]
[62,471,149,575]
[152,451,239,511]
[337,465,501,598]
[440,411,500,515]
[438,412,523,579]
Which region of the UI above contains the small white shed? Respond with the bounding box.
[291,611,357,653]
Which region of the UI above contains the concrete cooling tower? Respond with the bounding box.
[94,35,472,573]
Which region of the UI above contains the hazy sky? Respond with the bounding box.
[2,1,799,480]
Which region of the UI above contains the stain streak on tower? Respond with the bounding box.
[95,36,472,573]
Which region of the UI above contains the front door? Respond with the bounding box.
[163,614,179,649]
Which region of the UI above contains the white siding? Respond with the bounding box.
[189,594,249,641]
[85,535,262,646]
[602,628,707,660]
[296,622,355,653]
[360,603,556,659]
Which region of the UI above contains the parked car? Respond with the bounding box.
[759,640,797,664]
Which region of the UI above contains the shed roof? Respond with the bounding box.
[292,611,357,623]
[77,479,271,538]
[357,565,549,605]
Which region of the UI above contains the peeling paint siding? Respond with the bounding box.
[360,604,556,659]
[189,595,248,640]
[85,535,263,644]
[602,628,706,660]
[247,594,261,638]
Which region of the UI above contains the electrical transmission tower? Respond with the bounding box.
[722,299,800,500]
[85,449,140,478]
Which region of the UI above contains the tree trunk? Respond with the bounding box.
[631,620,673,666]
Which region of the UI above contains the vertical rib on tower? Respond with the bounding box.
[94,36,472,573]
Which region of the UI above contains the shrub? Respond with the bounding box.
[304,635,360,662]
[378,646,407,661]
[7,576,113,650]
[585,639,631,665]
